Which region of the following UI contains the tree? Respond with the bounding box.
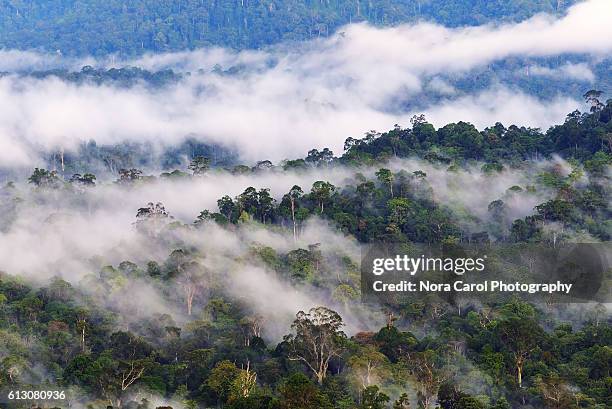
[332,284,358,306]
[254,160,273,171]
[207,360,241,404]
[286,185,303,241]
[583,90,603,112]
[118,168,143,184]
[393,393,411,409]
[319,148,334,166]
[361,385,389,409]
[278,373,333,409]
[1,354,27,384]
[487,199,505,219]
[28,168,61,188]
[232,165,252,175]
[285,306,346,384]
[497,317,544,388]
[135,202,173,236]
[373,326,417,363]
[438,382,486,409]
[481,162,504,174]
[535,199,573,224]
[75,309,90,353]
[285,249,315,282]
[177,260,208,315]
[306,149,320,166]
[388,198,411,226]
[230,362,257,401]
[237,187,259,218]
[257,188,275,223]
[311,181,335,213]
[70,173,96,186]
[344,137,358,152]
[188,156,211,175]
[347,345,390,390]
[217,195,236,222]
[239,315,264,346]
[375,168,394,197]
[77,332,154,408]
[536,375,579,409]
[409,350,447,409]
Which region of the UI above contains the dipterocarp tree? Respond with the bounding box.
[310,181,335,213]
[207,360,241,404]
[239,315,264,346]
[217,195,236,222]
[177,260,209,316]
[231,361,258,400]
[117,168,143,184]
[28,168,61,188]
[287,185,303,241]
[64,332,153,408]
[536,374,579,409]
[69,173,96,186]
[375,168,395,197]
[285,306,346,384]
[408,349,448,409]
[498,317,544,388]
[347,345,390,390]
[134,202,173,236]
[188,155,211,175]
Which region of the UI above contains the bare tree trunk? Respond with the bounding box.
[186,285,195,315]
[291,198,297,241]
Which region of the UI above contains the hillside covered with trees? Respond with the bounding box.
[0,0,575,55]
[0,1,610,408]
[0,96,610,408]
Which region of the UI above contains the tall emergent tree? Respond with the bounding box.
[311,181,335,213]
[376,168,395,197]
[188,156,211,175]
[286,185,303,241]
[285,306,346,384]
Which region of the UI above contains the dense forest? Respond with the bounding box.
[0,2,609,408]
[0,94,610,408]
[0,0,575,55]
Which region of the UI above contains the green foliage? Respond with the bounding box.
[343,102,612,164]
[278,373,333,409]
[361,385,390,409]
[1,102,611,409]
[0,1,574,56]
[207,360,241,403]
[28,168,62,188]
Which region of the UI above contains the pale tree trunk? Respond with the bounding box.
[186,285,195,316]
[516,355,525,388]
[291,198,297,241]
[365,361,373,387]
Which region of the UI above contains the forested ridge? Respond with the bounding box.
[0,0,575,56]
[0,94,610,408]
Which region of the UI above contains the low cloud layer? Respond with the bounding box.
[0,159,554,337]
[0,0,609,169]
[529,62,596,82]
